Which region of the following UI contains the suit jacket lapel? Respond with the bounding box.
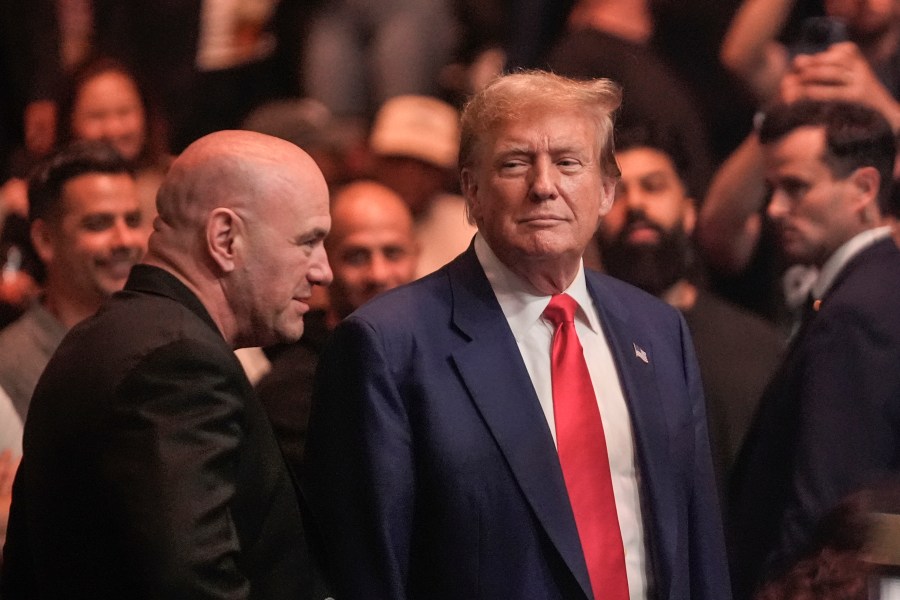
[586,274,677,600]
[446,248,594,599]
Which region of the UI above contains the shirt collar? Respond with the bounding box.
[473,233,601,340]
[812,226,892,300]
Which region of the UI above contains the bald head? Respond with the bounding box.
[145,130,333,347]
[154,130,326,233]
[327,180,418,319]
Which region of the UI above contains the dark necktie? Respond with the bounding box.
[543,293,629,600]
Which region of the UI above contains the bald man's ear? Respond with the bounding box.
[206,207,241,273]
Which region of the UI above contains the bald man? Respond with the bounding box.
[325,180,419,324]
[257,180,417,473]
[2,131,333,599]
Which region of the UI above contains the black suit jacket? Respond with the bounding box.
[729,236,900,598]
[2,265,326,599]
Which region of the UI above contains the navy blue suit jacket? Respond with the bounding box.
[303,246,730,599]
[729,237,900,598]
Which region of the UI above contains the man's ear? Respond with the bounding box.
[598,177,617,216]
[850,166,882,221]
[683,199,698,236]
[30,219,55,265]
[460,168,479,225]
[206,207,242,273]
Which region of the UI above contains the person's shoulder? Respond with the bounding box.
[351,267,452,326]
[68,286,230,365]
[0,308,34,348]
[688,289,786,356]
[0,303,61,353]
[691,289,783,336]
[829,239,900,309]
[587,269,680,320]
[799,241,900,349]
[856,237,900,275]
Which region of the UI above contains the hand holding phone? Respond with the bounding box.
[779,40,900,130]
[789,16,848,57]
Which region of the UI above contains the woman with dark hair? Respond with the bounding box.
[57,56,171,172]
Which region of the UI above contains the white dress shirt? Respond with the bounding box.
[474,234,647,599]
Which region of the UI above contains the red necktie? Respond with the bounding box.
[543,293,629,600]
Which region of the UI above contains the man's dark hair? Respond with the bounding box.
[614,124,694,196]
[27,140,133,224]
[759,101,896,213]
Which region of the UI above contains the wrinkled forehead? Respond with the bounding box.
[469,105,603,163]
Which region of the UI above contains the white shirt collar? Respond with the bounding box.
[473,233,601,340]
[811,226,892,300]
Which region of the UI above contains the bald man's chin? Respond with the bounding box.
[276,320,306,345]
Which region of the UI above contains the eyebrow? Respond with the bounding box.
[494,144,589,159]
[636,169,671,181]
[295,227,328,244]
[493,145,531,157]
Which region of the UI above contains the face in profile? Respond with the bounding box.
[765,126,861,266]
[33,172,146,303]
[237,166,333,346]
[463,107,615,278]
[326,182,418,319]
[70,71,147,163]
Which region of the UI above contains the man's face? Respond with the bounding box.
[463,108,614,278]
[597,147,695,295]
[71,71,147,162]
[327,188,418,318]
[601,147,694,246]
[37,173,146,303]
[764,126,862,266]
[238,176,333,345]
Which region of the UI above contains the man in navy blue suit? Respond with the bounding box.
[729,100,900,599]
[303,71,731,600]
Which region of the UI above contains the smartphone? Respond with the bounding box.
[790,16,848,57]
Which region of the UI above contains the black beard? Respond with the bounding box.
[599,213,692,297]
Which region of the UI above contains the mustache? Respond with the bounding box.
[103,247,143,262]
[616,209,666,243]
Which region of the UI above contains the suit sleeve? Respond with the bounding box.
[103,338,250,598]
[776,305,899,563]
[303,316,414,600]
[679,314,733,600]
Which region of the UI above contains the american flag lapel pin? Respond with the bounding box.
[633,342,649,364]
